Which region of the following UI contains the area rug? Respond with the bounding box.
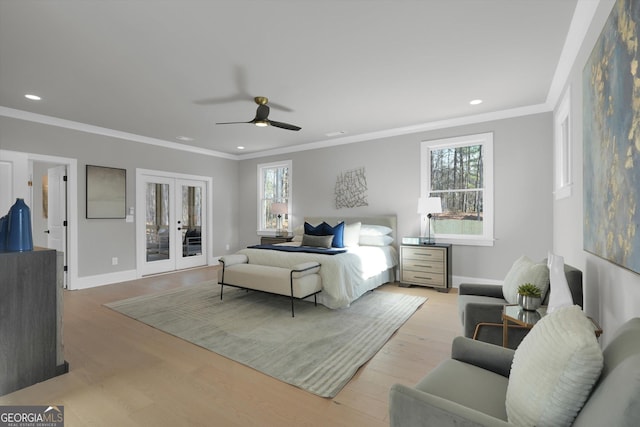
[105,282,426,398]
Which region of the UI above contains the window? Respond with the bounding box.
[554,87,572,199]
[257,160,292,234]
[420,132,494,246]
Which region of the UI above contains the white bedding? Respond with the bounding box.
[237,243,398,309]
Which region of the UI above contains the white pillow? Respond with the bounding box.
[506,306,604,427]
[343,221,362,247]
[359,224,392,236]
[502,255,550,304]
[359,234,393,246]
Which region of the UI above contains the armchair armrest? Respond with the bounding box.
[451,336,514,378]
[389,383,510,427]
[459,283,504,298]
[463,303,504,338]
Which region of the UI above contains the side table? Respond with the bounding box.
[260,235,294,245]
[501,304,603,348]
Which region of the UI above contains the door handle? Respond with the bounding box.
[44,230,50,234]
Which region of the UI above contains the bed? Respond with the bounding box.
[236,216,398,309]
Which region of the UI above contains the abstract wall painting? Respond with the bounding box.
[86,165,126,219]
[335,167,368,209]
[583,0,640,274]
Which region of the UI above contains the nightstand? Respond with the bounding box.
[260,235,294,245]
[399,242,452,292]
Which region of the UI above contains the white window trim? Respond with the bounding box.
[420,132,494,246]
[257,159,292,235]
[554,87,572,200]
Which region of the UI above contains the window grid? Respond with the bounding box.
[421,133,494,246]
[257,160,292,233]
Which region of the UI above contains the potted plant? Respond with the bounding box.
[517,283,542,311]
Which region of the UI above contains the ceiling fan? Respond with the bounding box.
[216,96,301,131]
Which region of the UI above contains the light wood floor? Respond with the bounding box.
[0,266,461,426]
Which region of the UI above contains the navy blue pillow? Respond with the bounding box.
[304,222,325,236]
[322,221,345,248]
[303,221,345,247]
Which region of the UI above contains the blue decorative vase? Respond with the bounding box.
[6,198,33,252]
[0,215,7,252]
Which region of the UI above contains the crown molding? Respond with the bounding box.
[238,103,551,160]
[545,0,600,109]
[0,106,239,160]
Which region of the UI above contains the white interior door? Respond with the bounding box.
[138,173,208,276]
[46,165,66,253]
[0,150,29,214]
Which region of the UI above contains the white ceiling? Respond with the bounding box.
[0,0,587,159]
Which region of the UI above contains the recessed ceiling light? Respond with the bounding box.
[469,99,483,105]
[176,136,194,141]
[326,131,346,137]
[25,94,41,101]
[237,146,245,150]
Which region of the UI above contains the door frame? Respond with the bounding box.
[135,168,213,277]
[1,150,78,289]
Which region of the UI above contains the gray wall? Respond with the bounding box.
[238,112,554,282]
[554,0,640,345]
[0,116,239,277]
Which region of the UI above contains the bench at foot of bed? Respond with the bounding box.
[217,254,322,317]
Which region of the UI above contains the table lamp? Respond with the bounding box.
[271,202,288,236]
[417,197,442,245]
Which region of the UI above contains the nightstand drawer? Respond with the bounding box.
[402,259,444,274]
[402,247,444,262]
[401,270,445,287]
[399,243,451,291]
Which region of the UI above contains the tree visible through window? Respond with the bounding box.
[258,160,291,233]
[421,132,493,245]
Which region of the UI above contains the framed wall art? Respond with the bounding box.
[86,165,126,219]
[583,0,640,274]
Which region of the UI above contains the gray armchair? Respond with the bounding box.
[389,318,640,427]
[458,262,583,348]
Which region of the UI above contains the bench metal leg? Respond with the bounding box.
[290,272,295,317]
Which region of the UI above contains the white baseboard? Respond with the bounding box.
[71,269,138,290]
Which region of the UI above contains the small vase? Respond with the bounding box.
[517,294,542,311]
[6,198,33,252]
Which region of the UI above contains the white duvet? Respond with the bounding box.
[238,243,398,309]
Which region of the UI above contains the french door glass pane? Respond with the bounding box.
[181,185,202,257]
[146,183,170,262]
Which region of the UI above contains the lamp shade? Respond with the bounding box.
[417,197,442,214]
[271,202,288,215]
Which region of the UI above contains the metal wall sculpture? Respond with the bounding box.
[335,167,368,209]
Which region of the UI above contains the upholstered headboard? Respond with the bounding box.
[303,215,397,248]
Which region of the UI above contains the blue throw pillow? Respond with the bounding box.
[322,221,345,248]
[304,222,325,236]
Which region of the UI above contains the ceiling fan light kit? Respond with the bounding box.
[216,96,301,131]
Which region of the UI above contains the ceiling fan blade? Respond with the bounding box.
[269,120,301,131]
[215,121,252,125]
[265,101,294,112]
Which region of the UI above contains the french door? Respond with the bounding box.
[137,171,208,276]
